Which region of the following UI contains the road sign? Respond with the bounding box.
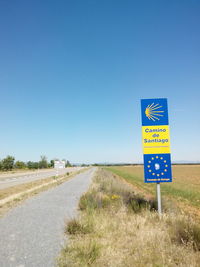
[141,98,172,183]
[54,161,65,169]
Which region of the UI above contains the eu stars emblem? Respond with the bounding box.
[144,154,172,183]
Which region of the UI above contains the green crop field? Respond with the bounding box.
[106,165,200,208]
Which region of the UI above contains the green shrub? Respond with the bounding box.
[121,191,157,213]
[66,218,93,235]
[79,191,112,211]
[79,192,98,210]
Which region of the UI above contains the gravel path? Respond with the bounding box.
[0,168,96,267]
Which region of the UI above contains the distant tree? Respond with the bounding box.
[1,155,15,171]
[15,161,26,169]
[39,155,48,169]
[0,160,2,170]
[27,161,39,169]
[27,161,33,169]
[34,162,39,169]
[81,164,87,167]
[50,160,54,168]
[65,160,71,167]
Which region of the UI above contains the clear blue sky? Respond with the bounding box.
[0,0,200,163]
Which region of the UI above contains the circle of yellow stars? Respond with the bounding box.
[147,155,168,177]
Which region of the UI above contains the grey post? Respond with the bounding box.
[156,182,162,216]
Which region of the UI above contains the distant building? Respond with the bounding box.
[54,160,65,169]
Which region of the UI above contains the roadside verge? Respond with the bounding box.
[57,168,200,267]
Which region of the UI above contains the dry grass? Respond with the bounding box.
[57,168,200,267]
[0,177,55,200]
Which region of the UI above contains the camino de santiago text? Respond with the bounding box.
[145,128,167,133]
[144,138,169,144]
[144,127,169,144]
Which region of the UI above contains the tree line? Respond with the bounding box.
[0,155,71,171]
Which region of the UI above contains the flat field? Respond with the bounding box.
[106,165,200,211]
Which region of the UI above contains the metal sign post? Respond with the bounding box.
[141,98,172,216]
[156,182,162,215]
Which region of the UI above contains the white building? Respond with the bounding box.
[54,160,65,169]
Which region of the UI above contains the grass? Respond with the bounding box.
[0,176,56,200]
[169,217,200,251]
[106,165,200,208]
[66,217,94,235]
[57,168,200,267]
[59,241,101,267]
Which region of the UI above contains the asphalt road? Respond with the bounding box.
[0,168,95,267]
[0,167,82,190]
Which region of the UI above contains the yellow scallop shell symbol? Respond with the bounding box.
[145,103,164,121]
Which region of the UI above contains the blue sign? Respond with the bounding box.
[143,154,172,183]
[141,98,169,126]
[141,98,172,183]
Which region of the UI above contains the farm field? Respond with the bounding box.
[106,165,200,212]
